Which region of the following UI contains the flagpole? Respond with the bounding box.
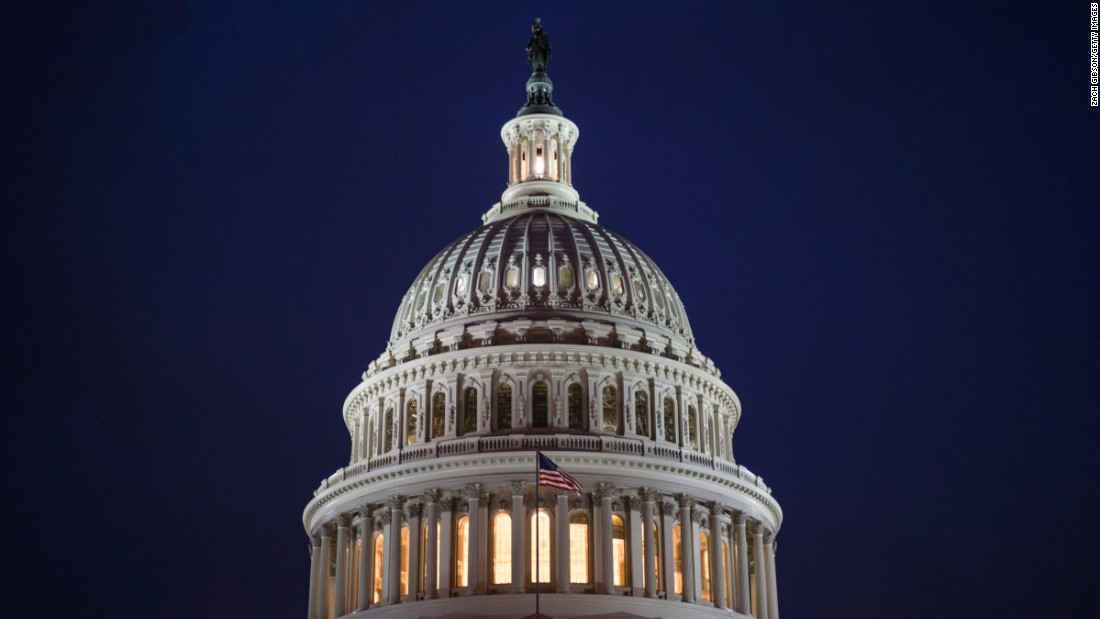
[534,450,540,617]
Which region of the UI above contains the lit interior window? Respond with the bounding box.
[610,272,624,296]
[492,512,512,584]
[700,531,711,601]
[559,265,573,289]
[505,266,519,290]
[530,509,552,583]
[633,280,646,302]
[400,526,409,596]
[569,513,590,583]
[455,516,469,587]
[372,533,384,603]
[586,268,599,291]
[532,265,546,288]
[611,515,627,586]
[455,275,467,296]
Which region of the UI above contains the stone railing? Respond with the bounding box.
[316,434,771,496]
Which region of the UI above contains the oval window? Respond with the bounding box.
[505,266,519,290]
[559,265,573,289]
[633,280,646,302]
[586,269,600,291]
[610,273,624,297]
[532,265,546,288]
[478,271,492,293]
[455,275,468,296]
[433,282,446,304]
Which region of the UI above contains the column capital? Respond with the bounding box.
[595,481,615,500]
[625,495,641,511]
[675,493,693,510]
[335,513,351,528]
[386,495,406,511]
[464,482,483,500]
[358,504,373,520]
[710,503,726,518]
[424,488,442,504]
[310,535,321,548]
[640,487,657,503]
[509,480,527,496]
[736,512,750,526]
[378,511,392,526]
[441,495,459,512]
[754,522,769,537]
[659,500,677,517]
[765,531,776,545]
[320,521,336,537]
[407,502,424,518]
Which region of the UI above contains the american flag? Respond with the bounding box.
[537,452,583,494]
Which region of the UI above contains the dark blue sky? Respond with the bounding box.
[4,2,1098,618]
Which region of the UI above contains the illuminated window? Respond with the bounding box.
[611,515,627,587]
[432,281,445,305]
[653,521,661,589]
[431,392,445,440]
[559,264,573,289]
[492,512,512,584]
[455,274,467,297]
[477,270,492,294]
[567,383,584,430]
[406,399,418,446]
[532,264,546,288]
[372,533,384,603]
[505,265,519,290]
[585,268,599,291]
[673,523,683,594]
[496,383,512,430]
[688,405,698,450]
[400,526,409,596]
[634,391,649,437]
[568,512,590,584]
[455,516,469,587]
[532,381,548,428]
[530,509,551,584]
[463,387,478,434]
[700,531,711,602]
[602,385,618,433]
[384,408,394,452]
[633,280,646,302]
[610,272,624,297]
[663,398,676,443]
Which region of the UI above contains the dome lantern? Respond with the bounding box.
[489,20,588,221]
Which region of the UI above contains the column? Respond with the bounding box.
[510,481,527,593]
[626,495,644,596]
[735,514,751,615]
[595,482,615,593]
[641,488,657,598]
[709,505,726,609]
[676,494,696,603]
[659,500,676,600]
[357,508,372,611]
[333,515,350,616]
[424,490,440,599]
[307,536,321,619]
[555,492,570,591]
[438,496,455,597]
[765,535,779,619]
[407,503,423,600]
[753,524,768,619]
[385,496,405,604]
[317,524,333,619]
[464,483,481,595]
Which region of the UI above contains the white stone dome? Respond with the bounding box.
[389,209,695,354]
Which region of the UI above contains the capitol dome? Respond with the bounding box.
[304,21,781,619]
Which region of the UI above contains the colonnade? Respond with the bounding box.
[307,482,779,619]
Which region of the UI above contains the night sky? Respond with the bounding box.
[4,2,1099,618]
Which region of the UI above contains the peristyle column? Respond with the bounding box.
[676,494,696,603]
[357,507,372,611]
[333,514,350,616]
[641,488,657,598]
[424,490,440,599]
[735,514,751,615]
[754,524,768,619]
[385,495,405,604]
[595,482,615,593]
[510,481,526,593]
[307,536,321,619]
[765,534,779,619]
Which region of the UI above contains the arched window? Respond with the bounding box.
[532,381,549,428]
[496,383,512,430]
[700,530,711,602]
[455,516,469,588]
[530,509,551,584]
[492,512,512,584]
[463,387,478,434]
[400,525,410,596]
[611,514,627,587]
[687,405,698,450]
[672,523,683,594]
[406,399,418,446]
[663,397,676,443]
[634,390,649,437]
[371,533,384,603]
[601,385,618,433]
[384,408,394,452]
[431,392,446,440]
[567,383,584,430]
[568,512,590,584]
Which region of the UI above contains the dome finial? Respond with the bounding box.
[519,18,561,117]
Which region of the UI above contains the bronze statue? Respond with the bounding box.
[526,18,551,73]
